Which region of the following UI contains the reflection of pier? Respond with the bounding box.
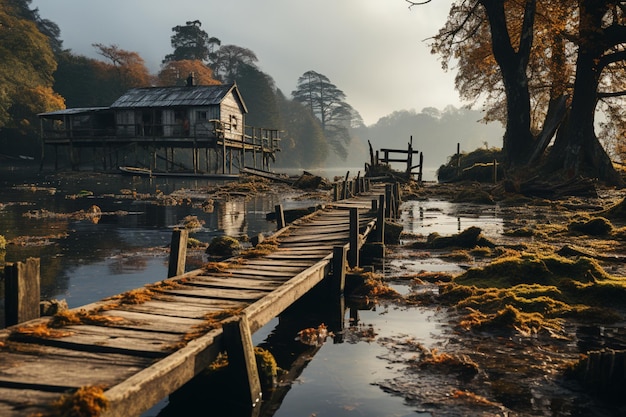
[0,182,396,417]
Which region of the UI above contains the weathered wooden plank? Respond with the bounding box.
[159,287,269,301]
[11,325,181,357]
[100,310,206,334]
[193,271,292,281]
[0,387,61,417]
[0,344,150,390]
[188,276,284,290]
[235,259,316,268]
[116,298,242,319]
[102,329,225,417]
[279,233,349,244]
[199,266,301,277]
[245,259,332,333]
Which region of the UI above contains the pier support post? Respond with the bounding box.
[223,315,262,413]
[332,246,347,294]
[376,194,385,244]
[168,229,188,278]
[348,208,359,268]
[5,258,40,326]
[275,204,285,230]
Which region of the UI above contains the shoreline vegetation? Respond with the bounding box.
[2,156,626,415]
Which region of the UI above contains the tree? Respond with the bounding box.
[157,60,221,86]
[0,0,63,132]
[547,1,625,184]
[211,45,259,82]
[421,0,625,184]
[275,89,328,168]
[234,64,280,128]
[163,20,220,64]
[92,43,152,95]
[292,70,358,160]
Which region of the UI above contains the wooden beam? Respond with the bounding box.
[168,229,188,278]
[4,258,40,326]
[223,315,262,412]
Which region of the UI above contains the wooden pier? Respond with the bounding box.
[0,183,391,417]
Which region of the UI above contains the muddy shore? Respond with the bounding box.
[368,180,626,417]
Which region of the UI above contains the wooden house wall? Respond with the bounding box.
[220,92,245,141]
[116,111,136,137]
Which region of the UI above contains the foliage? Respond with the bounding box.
[92,43,152,92]
[157,59,221,86]
[235,64,281,129]
[424,0,626,183]
[292,70,359,160]
[207,236,240,257]
[275,89,328,168]
[0,0,63,132]
[211,44,259,83]
[163,20,219,64]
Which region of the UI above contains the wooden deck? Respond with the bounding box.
[0,185,386,417]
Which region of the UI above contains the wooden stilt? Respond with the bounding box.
[332,246,347,295]
[223,315,262,412]
[167,229,188,278]
[4,258,40,327]
[376,194,385,244]
[348,207,359,268]
[275,204,285,230]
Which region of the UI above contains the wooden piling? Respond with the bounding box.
[275,204,285,230]
[4,258,40,327]
[375,194,385,244]
[167,229,188,278]
[332,246,347,295]
[223,315,263,412]
[348,208,359,268]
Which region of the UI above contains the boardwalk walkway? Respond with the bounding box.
[0,184,387,417]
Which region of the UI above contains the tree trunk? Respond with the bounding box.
[547,1,622,186]
[482,0,536,169]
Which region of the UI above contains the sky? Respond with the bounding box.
[30,0,462,126]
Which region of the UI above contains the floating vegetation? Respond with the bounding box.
[438,252,626,336]
[187,237,207,249]
[418,348,479,380]
[296,323,331,346]
[451,390,499,407]
[384,220,404,244]
[206,235,240,257]
[255,347,281,392]
[182,215,204,231]
[427,226,495,249]
[0,234,5,250]
[48,384,109,417]
[459,305,563,336]
[349,271,402,302]
[567,216,614,236]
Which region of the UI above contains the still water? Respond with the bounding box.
[0,166,497,417]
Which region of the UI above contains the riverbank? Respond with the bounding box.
[366,180,626,416]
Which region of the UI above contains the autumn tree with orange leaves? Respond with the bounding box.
[92,43,153,95]
[414,0,626,185]
[156,60,221,86]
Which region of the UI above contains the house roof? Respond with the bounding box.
[38,107,111,118]
[109,82,247,113]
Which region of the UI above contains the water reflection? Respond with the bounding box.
[0,171,319,325]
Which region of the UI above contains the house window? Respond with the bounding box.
[230,115,238,131]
